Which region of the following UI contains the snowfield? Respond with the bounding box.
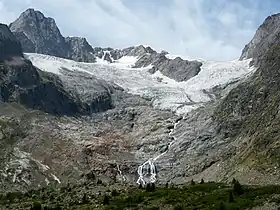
[25,53,254,115]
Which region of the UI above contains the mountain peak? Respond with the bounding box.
[21,8,44,18]
[10,8,66,58]
[12,8,56,27]
[9,8,96,62]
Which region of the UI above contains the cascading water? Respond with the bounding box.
[117,163,126,182]
[136,119,181,185]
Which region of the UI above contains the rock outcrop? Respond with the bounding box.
[0,24,23,60]
[9,8,68,58]
[12,31,35,53]
[240,13,280,66]
[65,37,96,62]
[9,8,96,63]
[135,51,202,82]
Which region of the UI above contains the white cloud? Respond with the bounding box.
[0,0,275,61]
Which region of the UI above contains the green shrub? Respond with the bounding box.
[30,201,42,210]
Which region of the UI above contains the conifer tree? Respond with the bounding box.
[233,180,244,195]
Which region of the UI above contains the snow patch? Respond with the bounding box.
[111,56,139,68]
[165,53,201,61]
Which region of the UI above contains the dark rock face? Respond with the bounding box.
[216,44,280,146]
[92,45,156,63]
[0,60,116,116]
[135,52,202,82]
[12,31,35,53]
[9,9,95,63]
[0,60,80,115]
[65,37,96,62]
[58,68,116,114]
[9,8,68,58]
[240,13,280,65]
[0,24,23,60]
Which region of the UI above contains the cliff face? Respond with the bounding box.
[240,13,280,66]
[216,44,280,165]
[9,9,96,63]
[0,24,23,61]
[9,9,68,58]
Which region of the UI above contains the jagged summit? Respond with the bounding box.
[240,13,280,65]
[9,8,96,62]
[9,8,67,58]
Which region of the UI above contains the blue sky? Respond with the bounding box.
[0,0,279,61]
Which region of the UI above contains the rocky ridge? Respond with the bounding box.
[10,8,202,82]
[240,13,280,66]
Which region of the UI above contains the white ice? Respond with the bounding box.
[25,53,254,115]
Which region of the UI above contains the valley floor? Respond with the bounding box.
[1,181,280,210]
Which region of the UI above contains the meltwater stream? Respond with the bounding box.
[136,119,181,185]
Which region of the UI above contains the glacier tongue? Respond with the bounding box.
[25,53,254,116]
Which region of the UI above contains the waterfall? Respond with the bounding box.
[136,119,181,185]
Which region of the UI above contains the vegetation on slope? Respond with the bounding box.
[0,180,280,209]
[214,44,280,170]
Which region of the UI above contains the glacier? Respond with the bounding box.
[25,53,254,116]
